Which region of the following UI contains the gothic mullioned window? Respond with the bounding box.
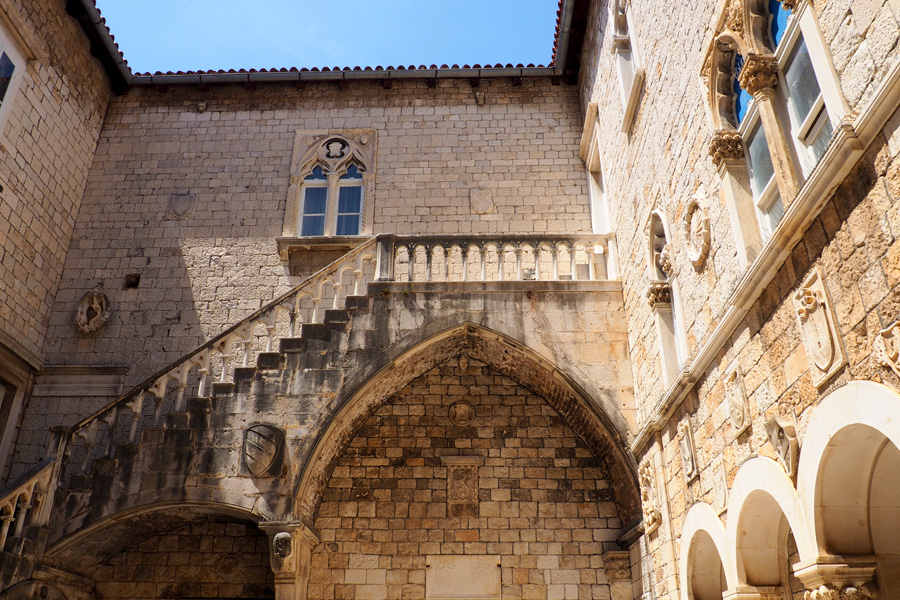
[704,0,847,262]
[283,131,376,239]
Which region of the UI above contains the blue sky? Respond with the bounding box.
[95,1,561,74]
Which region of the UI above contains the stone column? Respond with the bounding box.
[260,522,320,600]
[603,550,634,600]
[738,54,800,206]
[710,130,763,268]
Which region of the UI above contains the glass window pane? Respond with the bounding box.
[305,165,327,180]
[759,195,784,241]
[341,164,363,179]
[0,52,15,104]
[784,38,822,125]
[747,123,775,198]
[301,215,325,236]
[809,111,833,165]
[336,214,361,236]
[733,54,751,124]
[338,186,362,214]
[303,187,327,214]
[769,0,790,47]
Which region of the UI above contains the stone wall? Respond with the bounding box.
[39,77,589,388]
[0,0,110,362]
[310,358,623,600]
[88,520,273,600]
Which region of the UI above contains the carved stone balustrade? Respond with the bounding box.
[375,233,619,283]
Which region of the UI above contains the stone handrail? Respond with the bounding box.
[61,237,379,477]
[374,233,619,282]
[0,457,54,554]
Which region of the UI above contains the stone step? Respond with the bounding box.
[256,351,285,370]
[323,308,350,323]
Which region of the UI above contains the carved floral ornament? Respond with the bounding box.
[76,289,110,333]
[646,282,672,306]
[292,130,375,181]
[738,54,779,96]
[683,197,711,268]
[805,584,877,600]
[709,130,744,166]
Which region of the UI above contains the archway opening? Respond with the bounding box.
[734,489,803,595]
[687,530,726,600]
[816,424,900,599]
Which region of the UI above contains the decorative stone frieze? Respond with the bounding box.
[765,415,798,478]
[724,0,744,33]
[793,268,847,386]
[724,364,749,436]
[683,198,711,268]
[646,282,672,306]
[709,130,744,166]
[874,321,900,379]
[738,55,779,96]
[638,461,662,534]
[75,290,110,333]
[805,585,877,600]
[678,420,699,482]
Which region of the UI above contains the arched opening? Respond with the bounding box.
[42,503,274,600]
[688,531,726,600]
[733,489,804,594]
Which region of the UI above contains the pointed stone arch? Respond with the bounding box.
[291,322,641,530]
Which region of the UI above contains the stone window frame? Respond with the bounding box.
[645,210,689,386]
[281,130,377,240]
[609,0,645,133]
[702,0,848,268]
[0,344,33,481]
[0,15,26,144]
[580,107,611,234]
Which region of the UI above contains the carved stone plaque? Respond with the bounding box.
[793,268,846,387]
[425,555,501,599]
[442,456,483,517]
[724,363,749,437]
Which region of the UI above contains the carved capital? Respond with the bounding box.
[709,130,744,166]
[646,282,672,307]
[603,550,632,582]
[738,55,779,96]
[781,0,797,10]
[805,585,877,600]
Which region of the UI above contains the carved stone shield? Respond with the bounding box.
[243,424,285,477]
[797,292,835,372]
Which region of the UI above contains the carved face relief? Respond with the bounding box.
[793,268,846,386]
[76,290,110,333]
[677,421,698,482]
[273,532,293,559]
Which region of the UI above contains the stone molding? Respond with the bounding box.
[738,55,779,96]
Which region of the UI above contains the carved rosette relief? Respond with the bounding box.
[793,268,846,386]
[646,282,672,307]
[683,198,711,268]
[724,364,750,436]
[738,55,779,96]
[677,421,699,482]
[76,290,110,333]
[449,401,475,426]
[874,321,900,379]
[638,461,662,534]
[765,415,798,478]
[709,130,744,166]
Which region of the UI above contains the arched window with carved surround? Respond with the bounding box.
[283,130,376,239]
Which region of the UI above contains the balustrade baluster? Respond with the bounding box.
[290,298,300,337]
[311,299,321,324]
[498,244,505,282]
[353,270,362,296]
[333,283,342,310]
[103,409,119,457]
[263,311,277,352]
[515,246,523,281]
[588,245,596,281]
[0,513,11,550]
[12,497,28,540]
[220,350,233,383]
[407,245,415,282]
[443,245,450,281]
[552,244,560,280]
[535,245,542,280]
[570,245,578,281]
[479,245,487,281]
[425,245,434,282]
[80,420,99,471]
[128,394,145,443]
[461,247,469,282]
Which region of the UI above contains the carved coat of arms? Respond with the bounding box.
[243,424,286,477]
[724,364,749,436]
[874,321,900,379]
[793,268,846,386]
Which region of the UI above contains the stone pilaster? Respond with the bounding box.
[260,522,320,600]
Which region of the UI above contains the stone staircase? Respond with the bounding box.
[3,232,623,589]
